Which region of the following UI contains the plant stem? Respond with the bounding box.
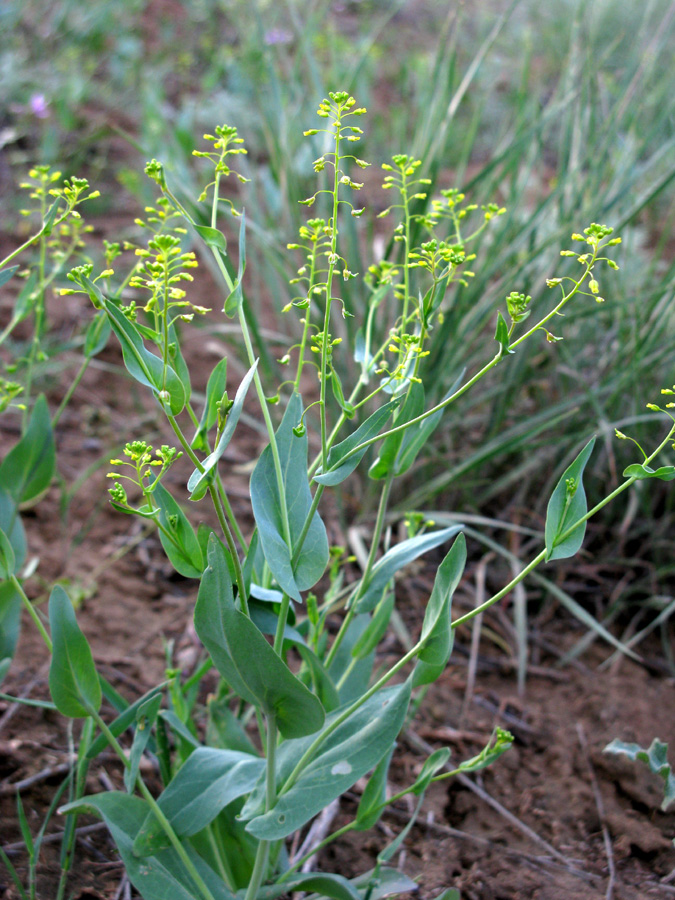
[244,714,277,900]
[89,708,218,900]
[324,474,393,669]
[451,421,675,629]
[11,576,52,652]
[52,357,91,428]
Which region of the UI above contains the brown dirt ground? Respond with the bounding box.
[1,222,675,900]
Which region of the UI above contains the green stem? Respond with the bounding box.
[291,484,325,567]
[243,714,277,900]
[208,484,249,615]
[324,475,393,669]
[52,357,90,428]
[89,709,218,900]
[451,421,675,630]
[319,121,343,471]
[273,595,291,655]
[281,641,419,798]
[12,576,52,652]
[278,821,356,883]
[164,413,248,609]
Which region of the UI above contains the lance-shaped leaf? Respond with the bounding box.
[258,873,362,900]
[395,371,464,477]
[0,530,15,579]
[83,311,111,358]
[191,357,228,452]
[410,747,451,795]
[0,489,25,572]
[124,693,162,793]
[59,792,235,900]
[494,311,514,358]
[49,585,101,718]
[194,537,325,739]
[133,747,266,856]
[194,225,228,256]
[0,395,55,505]
[413,533,466,687]
[0,265,19,289]
[0,580,21,684]
[152,481,203,578]
[350,867,419,900]
[87,684,164,759]
[369,383,425,480]
[103,298,185,415]
[604,738,675,811]
[623,463,675,482]
[245,680,411,840]
[327,613,376,705]
[351,593,395,661]
[250,393,329,601]
[544,437,595,562]
[354,745,395,831]
[355,525,463,614]
[224,212,246,318]
[314,400,399,486]
[188,361,258,499]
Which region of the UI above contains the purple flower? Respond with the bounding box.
[264,28,293,45]
[29,94,49,119]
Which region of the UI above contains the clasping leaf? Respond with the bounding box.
[544,437,595,562]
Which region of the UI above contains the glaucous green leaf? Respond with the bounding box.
[250,393,329,601]
[354,745,395,831]
[355,525,463,614]
[124,693,162,793]
[413,534,466,687]
[0,265,19,289]
[544,437,595,562]
[206,695,258,756]
[623,463,675,481]
[103,298,185,415]
[0,581,21,684]
[351,867,419,900]
[245,680,411,840]
[350,593,394,661]
[329,367,355,418]
[83,311,111,358]
[194,537,325,739]
[327,613,376,705]
[395,371,464,477]
[494,311,514,358]
[0,490,25,573]
[0,531,15,580]
[188,361,258,499]
[191,357,228,452]
[410,747,451,795]
[369,383,425,480]
[0,395,55,505]
[59,792,234,900]
[133,747,266,856]
[314,400,399,486]
[224,212,246,318]
[13,271,38,321]
[604,738,675,811]
[258,873,361,900]
[87,684,164,759]
[152,481,203,578]
[48,585,101,718]
[194,225,228,255]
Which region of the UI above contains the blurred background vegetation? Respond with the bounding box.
[1,0,674,655]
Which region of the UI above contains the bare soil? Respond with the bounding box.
[1,229,674,900]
